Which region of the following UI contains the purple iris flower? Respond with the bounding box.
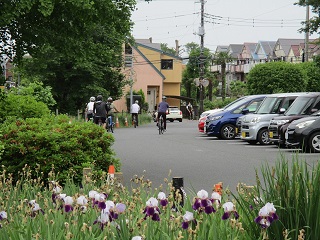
[192,190,215,214]
[222,202,239,220]
[143,197,160,221]
[255,202,278,228]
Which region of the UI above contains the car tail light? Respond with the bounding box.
[179,111,182,115]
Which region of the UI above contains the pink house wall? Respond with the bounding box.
[114,49,164,113]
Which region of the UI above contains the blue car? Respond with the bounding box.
[205,95,267,139]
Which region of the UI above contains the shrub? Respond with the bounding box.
[0,91,51,123]
[0,114,119,185]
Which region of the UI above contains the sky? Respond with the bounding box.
[131,0,318,55]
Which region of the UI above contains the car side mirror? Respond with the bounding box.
[242,108,249,115]
[279,108,286,113]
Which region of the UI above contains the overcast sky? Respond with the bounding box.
[131,0,318,54]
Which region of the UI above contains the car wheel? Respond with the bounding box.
[179,119,182,122]
[169,119,174,122]
[247,140,257,145]
[220,124,236,140]
[258,128,270,145]
[308,132,320,153]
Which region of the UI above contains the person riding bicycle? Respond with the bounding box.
[106,97,118,126]
[93,95,108,129]
[130,100,140,126]
[85,96,95,122]
[157,96,170,130]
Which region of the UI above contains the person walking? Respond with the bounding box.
[85,96,95,122]
[131,100,140,126]
[93,95,108,129]
[157,96,170,130]
[186,102,193,120]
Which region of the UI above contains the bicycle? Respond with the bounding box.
[158,115,164,135]
[107,115,114,133]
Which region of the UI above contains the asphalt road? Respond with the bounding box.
[112,120,320,194]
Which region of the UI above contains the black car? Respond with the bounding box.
[268,92,320,147]
[285,116,320,153]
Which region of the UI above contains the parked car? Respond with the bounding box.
[239,93,305,145]
[205,95,267,139]
[198,109,222,132]
[285,115,320,152]
[268,92,320,147]
[198,97,249,132]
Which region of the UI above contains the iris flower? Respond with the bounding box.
[93,208,111,230]
[29,200,44,217]
[51,182,62,206]
[192,190,215,214]
[222,202,239,220]
[132,236,143,240]
[157,192,169,207]
[63,196,74,213]
[0,211,7,221]
[76,195,88,213]
[182,211,196,230]
[210,191,221,208]
[106,201,126,220]
[0,211,8,228]
[143,197,160,221]
[254,202,278,228]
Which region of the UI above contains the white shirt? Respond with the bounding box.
[87,102,94,111]
[131,103,140,113]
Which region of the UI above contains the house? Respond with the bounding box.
[114,38,183,113]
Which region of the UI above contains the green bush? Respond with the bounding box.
[0,114,119,185]
[204,97,237,111]
[0,91,51,123]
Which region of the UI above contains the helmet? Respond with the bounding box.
[107,97,113,102]
[135,100,138,104]
[162,96,167,99]
[96,95,103,101]
[90,96,95,102]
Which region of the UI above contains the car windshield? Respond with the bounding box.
[222,96,246,110]
[256,97,282,114]
[223,97,252,111]
[285,97,315,115]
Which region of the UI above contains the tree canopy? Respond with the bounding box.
[247,62,306,94]
[0,0,149,113]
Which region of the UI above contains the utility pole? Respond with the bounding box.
[305,2,310,62]
[199,0,205,117]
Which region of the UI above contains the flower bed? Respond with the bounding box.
[0,156,318,239]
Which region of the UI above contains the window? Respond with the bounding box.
[161,59,173,70]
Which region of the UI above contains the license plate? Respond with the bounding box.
[241,131,246,138]
[285,131,288,140]
[269,132,273,138]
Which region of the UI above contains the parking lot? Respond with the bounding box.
[112,120,320,194]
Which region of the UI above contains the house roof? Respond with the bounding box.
[215,45,229,53]
[132,45,166,80]
[276,38,308,56]
[290,45,301,57]
[228,44,244,59]
[253,41,276,60]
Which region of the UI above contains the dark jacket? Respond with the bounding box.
[93,101,108,118]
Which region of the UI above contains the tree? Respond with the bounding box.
[297,1,320,34]
[212,52,233,100]
[181,42,212,102]
[0,0,148,114]
[161,43,177,55]
[247,62,306,94]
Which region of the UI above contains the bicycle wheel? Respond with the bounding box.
[158,117,162,135]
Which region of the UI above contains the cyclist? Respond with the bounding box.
[106,97,119,127]
[130,100,140,126]
[157,96,170,130]
[85,96,95,122]
[93,95,108,129]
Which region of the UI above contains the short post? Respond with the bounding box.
[172,177,184,207]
